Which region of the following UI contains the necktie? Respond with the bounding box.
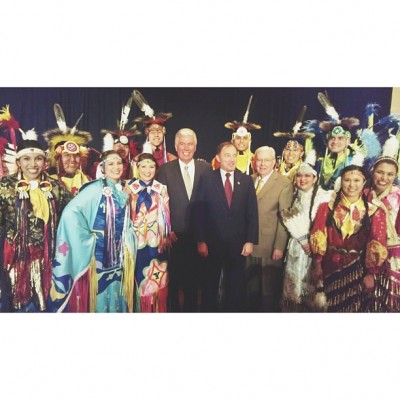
[255,176,263,195]
[224,172,233,207]
[183,165,193,199]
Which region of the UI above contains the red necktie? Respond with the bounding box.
[225,172,233,207]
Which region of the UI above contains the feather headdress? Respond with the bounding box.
[0,105,40,172]
[273,105,314,141]
[133,89,172,126]
[317,92,360,136]
[224,95,261,135]
[43,104,92,169]
[101,92,141,159]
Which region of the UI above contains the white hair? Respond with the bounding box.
[175,128,198,147]
[255,146,275,159]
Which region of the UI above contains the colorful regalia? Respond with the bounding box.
[0,172,71,311]
[50,169,90,195]
[43,104,94,194]
[317,148,354,190]
[49,178,136,312]
[280,187,333,311]
[277,159,302,182]
[310,195,387,312]
[366,185,400,311]
[133,89,176,167]
[126,178,171,312]
[274,106,314,183]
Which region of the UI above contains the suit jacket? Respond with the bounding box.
[156,159,212,234]
[251,170,293,262]
[195,169,258,246]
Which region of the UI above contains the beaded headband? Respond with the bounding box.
[137,158,156,167]
[17,148,46,158]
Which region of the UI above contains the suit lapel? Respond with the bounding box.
[192,160,201,199]
[231,171,243,207]
[173,160,190,201]
[213,170,229,208]
[257,171,277,199]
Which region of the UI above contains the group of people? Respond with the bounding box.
[1,91,400,313]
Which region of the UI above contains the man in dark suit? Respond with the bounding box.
[157,128,212,312]
[195,142,259,312]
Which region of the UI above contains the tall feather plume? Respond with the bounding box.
[317,92,339,123]
[70,113,84,134]
[133,90,155,118]
[292,105,307,134]
[54,104,68,133]
[119,92,134,131]
[242,95,253,124]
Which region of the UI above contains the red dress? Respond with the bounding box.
[310,196,387,312]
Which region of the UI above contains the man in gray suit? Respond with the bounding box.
[157,128,212,312]
[247,146,293,312]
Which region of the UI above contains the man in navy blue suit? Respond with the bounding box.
[195,142,259,312]
[157,128,212,312]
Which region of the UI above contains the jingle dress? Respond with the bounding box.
[310,195,387,312]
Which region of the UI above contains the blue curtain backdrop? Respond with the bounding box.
[0,87,392,161]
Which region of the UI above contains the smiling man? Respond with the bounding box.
[194,141,258,312]
[317,126,355,190]
[156,128,212,311]
[43,105,93,195]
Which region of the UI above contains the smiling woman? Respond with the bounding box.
[310,165,388,312]
[49,150,136,313]
[0,134,71,312]
[125,153,173,312]
[365,156,400,311]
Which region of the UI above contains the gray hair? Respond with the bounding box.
[175,128,198,147]
[254,146,276,159]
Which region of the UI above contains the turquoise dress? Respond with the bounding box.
[49,178,136,312]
